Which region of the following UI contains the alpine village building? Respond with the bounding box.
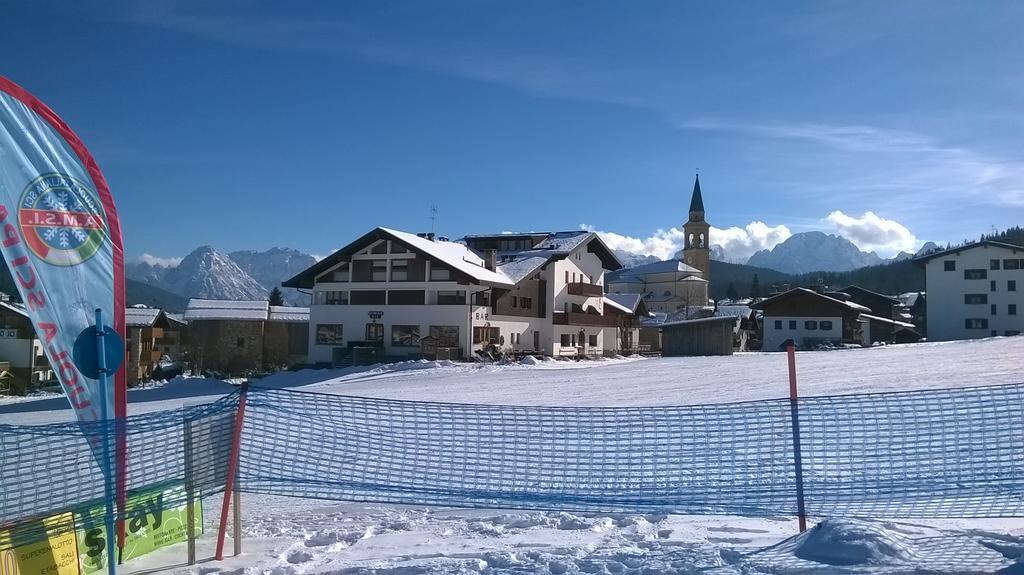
[284,228,643,364]
[913,240,1024,341]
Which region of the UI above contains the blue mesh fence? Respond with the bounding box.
[0,394,239,547]
[3,381,1024,551]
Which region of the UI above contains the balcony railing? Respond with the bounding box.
[552,311,618,327]
[567,282,603,297]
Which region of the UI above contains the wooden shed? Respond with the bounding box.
[660,316,736,357]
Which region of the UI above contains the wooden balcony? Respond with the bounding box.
[567,282,603,297]
[552,311,618,327]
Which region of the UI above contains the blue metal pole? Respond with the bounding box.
[96,308,117,575]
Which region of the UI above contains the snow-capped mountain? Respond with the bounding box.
[611,249,660,269]
[127,246,269,302]
[746,231,884,274]
[914,241,940,257]
[229,248,316,305]
[889,251,915,262]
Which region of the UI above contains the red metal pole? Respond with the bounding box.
[787,342,808,533]
[215,383,249,560]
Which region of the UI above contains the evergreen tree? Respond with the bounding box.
[726,282,739,302]
[268,287,285,306]
[749,274,761,299]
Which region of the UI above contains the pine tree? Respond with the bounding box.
[268,287,285,306]
[726,282,739,302]
[749,274,761,299]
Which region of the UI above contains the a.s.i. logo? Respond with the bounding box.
[17,173,107,266]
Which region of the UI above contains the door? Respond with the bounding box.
[533,330,540,351]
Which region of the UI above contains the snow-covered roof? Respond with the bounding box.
[184,299,269,321]
[268,305,309,323]
[125,307,162,327]
[381,228,514,287]
[749,288,872,314]
[860,314,917,329]
[495,256,548,284]
[714,305,752,319]
[660,315,740,329]
[604,293,643,314]
[0,299,28,318]
[912,240,1024,263]
[898,292,924,307]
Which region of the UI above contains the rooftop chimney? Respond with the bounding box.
[484,249,497,271]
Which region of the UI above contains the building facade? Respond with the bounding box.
[0,299,50,394]
[183,299,309,375]
[750,288,870,351]
[284,227,636,364]
[914,241,1024,341]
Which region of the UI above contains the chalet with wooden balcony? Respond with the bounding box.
[285,227,646,362]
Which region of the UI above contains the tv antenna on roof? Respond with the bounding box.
[430,205,438,236]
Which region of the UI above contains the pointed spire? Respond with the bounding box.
[688,173,704,214]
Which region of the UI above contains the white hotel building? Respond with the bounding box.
[914,240,1024,341]
[283,227,638,364]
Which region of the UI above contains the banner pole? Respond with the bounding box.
[216,382,249,561]
[787,341,808,533]
[96,308,118,575]
[183,411,196,565]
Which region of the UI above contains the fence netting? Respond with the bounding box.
[3,381,1024,551]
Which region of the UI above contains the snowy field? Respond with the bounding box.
[5,337,1024,573]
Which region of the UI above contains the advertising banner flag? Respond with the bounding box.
[0,76,128,548]
[0,76,126,430]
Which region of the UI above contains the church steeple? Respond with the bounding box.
[682,173,711,283]
[689,173,705,216]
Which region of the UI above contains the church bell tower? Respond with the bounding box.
[682,174,710,282]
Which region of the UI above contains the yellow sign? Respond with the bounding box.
[0,513,80,575]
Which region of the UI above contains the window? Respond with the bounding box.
[560,334,572,347]
[315,290,349,305]
[804,320,818,330]
[512,296,518,308]
[820,320,833,331]
[964,269,987,280]
[472,291,491,306]
[565,271,569,284]
[774,320,783,330]
[430,325,460,347]
[436,290,466,305]
[991,259,1001,270]
[365,323,384,342]
[789,320,797,330]
[1005,259,1021,270]
[390,242,408,254]
[1011,304,1018,316]
[588,334,598,347]
[944,260,956,271]
[331,266,349,282]
[236,337,245,348]
[473,326,499,344]
[391,325,421,346]
[992,330,998,337]
[391,259,408,281]
[992,304,997,316]
[520,297,533,310]
[371,260,387,281]
[389,286,425,304]
[991,280,997,292]
[350,290,386,305]
[1010,280,1018,292]
[964,294,988,304]
[965,318,989,330]
[430,266,451,281]
[370,242,387,254]
[316,324,344,345]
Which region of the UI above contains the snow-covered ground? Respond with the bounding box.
[5,336,1024,573]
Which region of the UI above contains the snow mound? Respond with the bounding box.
[793,519,919,565]
[519,355,542,365]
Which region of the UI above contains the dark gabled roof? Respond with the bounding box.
[838,285,900,304]
[749,287,872,314]
[912,240,1024,265]
[688,174,704,214]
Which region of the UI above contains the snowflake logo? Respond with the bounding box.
[18,173,108,266]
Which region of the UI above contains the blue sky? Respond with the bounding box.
[3,1,1023,263]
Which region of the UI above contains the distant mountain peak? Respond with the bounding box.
[746,232,884,274]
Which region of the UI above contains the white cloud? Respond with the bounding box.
[583,221,790,262]
[136,254,182,268]
[709,222,792,262]
[824,210,918,257]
